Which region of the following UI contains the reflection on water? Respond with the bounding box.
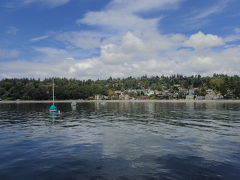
[0,102,240,180]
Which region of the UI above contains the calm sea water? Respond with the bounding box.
[0,102,240,180]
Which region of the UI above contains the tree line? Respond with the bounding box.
[0,74,239,100]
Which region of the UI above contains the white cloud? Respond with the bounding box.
[2,30,240,79]
[107,0,182,13]
[191,1,229,20]
[182,0,231,29]
[5,0,71,8]
[0,59,73,79]
[78,10,159,35]
[24,0,71,7]
[77,0,183,34]
[223,34,240,43]
[32,47,77,63]
[184,32,224,49]
[1,0,240,79]
[30,35,49,42]
[55,31,108,49]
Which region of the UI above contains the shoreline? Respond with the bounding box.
[0,99,240,104]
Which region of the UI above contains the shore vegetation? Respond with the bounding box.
[0,74,239,100]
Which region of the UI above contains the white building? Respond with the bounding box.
[186,95,194,100]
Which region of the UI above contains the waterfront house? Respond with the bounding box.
[195,96,205,100]
[114,90,123,95]
[119,94,130,100]
[186,95,194,100]
[95,95,108,100]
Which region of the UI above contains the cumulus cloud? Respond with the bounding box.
[2,31,240,80]
[184,32,224,49]
[1,45,240,79]
[1,0,239,79]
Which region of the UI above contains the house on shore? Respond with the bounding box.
[95,95,108,100]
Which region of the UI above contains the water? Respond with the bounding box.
[0,102,240,180]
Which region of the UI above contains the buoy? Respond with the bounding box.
[49,78,58,113]
[49,104,57,112]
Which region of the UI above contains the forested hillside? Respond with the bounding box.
[0,74,239,100]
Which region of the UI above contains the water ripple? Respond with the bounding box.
[0,102,240,179]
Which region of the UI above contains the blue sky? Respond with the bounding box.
[0,0,240,79]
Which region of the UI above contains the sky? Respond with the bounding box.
[0,0,240,79]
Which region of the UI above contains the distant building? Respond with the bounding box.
[173,93,179,99]
[142,89,154,96]
[146,90,154,96]
[95,95,108,100]
[217,95,224,99]
[114,91,123,95]
[186,95,194,100]
[224,91,234,99]
[154,90,161,95]
[119,94,130,100]
[205,94,223,100]
[195,96,205,100]
[206,89,215,95]
[95,95,101,100]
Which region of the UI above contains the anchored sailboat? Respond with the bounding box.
[49,78,57,112]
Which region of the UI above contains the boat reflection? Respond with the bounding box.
[49,111,56,120]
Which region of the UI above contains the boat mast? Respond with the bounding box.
[53,78,55,105]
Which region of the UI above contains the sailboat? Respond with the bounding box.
[49,78,57,112]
